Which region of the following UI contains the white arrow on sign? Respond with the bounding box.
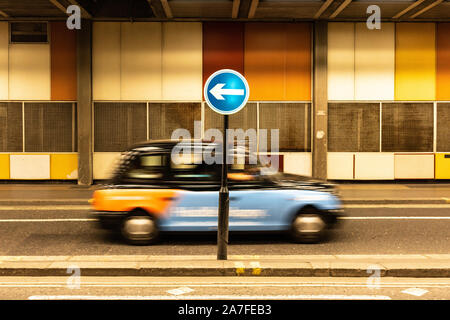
[209,83,244,100]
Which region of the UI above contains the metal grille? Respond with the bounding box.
[149,103,201,140]
[259,103,311,152]
[382,103,433,152]
[0,102,22,152]
[94,102,147,152]
[437,103,450,152]
[328,103,380,152]
[24,103,73,152]
[205,103,257,132]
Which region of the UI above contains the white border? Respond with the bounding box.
[203,69,250,115]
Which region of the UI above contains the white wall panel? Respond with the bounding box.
[283,153,312,176]
[394,154,435,179]
[0,22,8,99]
[328,23,355,100]
[121,22,162,100]
[10,155,50,179]
[327,153,354,180]
[354,153,394,180]
[93,22,121,100]
[9,44,50,100]
[93,152,121,180]
[162,22,202,100]
[355,23,395,100]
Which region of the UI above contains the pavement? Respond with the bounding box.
[1,182,450,205]
[0,183,448,280]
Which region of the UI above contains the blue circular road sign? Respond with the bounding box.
[204,69,250,115]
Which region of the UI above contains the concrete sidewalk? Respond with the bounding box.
[0,183,450,204]
[0,255,448,277]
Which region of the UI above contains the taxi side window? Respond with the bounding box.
[125,154,166,180]
[170,153,218,181]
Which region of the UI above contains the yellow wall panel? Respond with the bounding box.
[121,22,162,100]
[0,154,9,179]
[355,23,395,100]
[328,23,355,100]
[162,22,202,100]
[437,23,450,101]
[435,153,450,179]
[395,23,436,101]
[0,22,8,100]
[93,22,121,100]
[9,44,50,100]
[50,154,78,180]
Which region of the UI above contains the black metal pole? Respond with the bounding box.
[217,115,229,260]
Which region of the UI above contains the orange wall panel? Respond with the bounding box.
[50,22,77,100]
[203,22,244,96]
[437,23,450,101]
[244,23,311,101]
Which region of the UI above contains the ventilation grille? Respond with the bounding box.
[0,102,22,152]
[328,103,380,152]
[382,103,433,152]
[24,103,74,152]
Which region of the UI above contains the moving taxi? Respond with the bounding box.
[91,140,343,245]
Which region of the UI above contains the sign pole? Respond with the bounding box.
[217,115,229,260]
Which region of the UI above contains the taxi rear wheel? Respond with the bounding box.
[290,208,326,244]
[121,210,159,245]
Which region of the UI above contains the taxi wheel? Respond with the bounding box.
[290,209,326,244]
[121,210,159,245]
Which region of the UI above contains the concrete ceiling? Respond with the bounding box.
[0,0,448,21]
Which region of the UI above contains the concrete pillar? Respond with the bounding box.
[312,21,328,180]
[77,20,93,185]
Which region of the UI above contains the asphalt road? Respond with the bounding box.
[0,276,447,300]
[0,205,448,255]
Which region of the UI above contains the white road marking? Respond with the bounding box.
[345,204,450,208]
[0,216,449,223]
[0,219,96,222]
[341,217,450,220]
[28,294,392,300]
[401,288,429,297]
[167,286,194,295]
[0,206,91,211]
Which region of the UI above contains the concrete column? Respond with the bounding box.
[77,20,93,185]
[312,21,328,180]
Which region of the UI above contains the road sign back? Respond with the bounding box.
[204,69,250,115]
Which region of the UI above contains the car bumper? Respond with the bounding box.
[92,211,127,230]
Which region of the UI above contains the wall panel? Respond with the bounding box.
[354,153,394,180]
[395,23,436,101]
[0,154,9,179]
[10,154,50,179]
[203,22,244,97]
[50,22,77,100]
[327,153,354,180]
[328,23,354,100]
[283,153,312,176]
[394,154,434,179]
[93,152,121,180]
[437,23,450,101]
[50,154,78,179]
[162,22,202,100]
[9,44,50,100]
[0,22,8,100]
[355,23,395,100]
[93,22,121,100]
[121,22,162,100]
[244,23,311,101]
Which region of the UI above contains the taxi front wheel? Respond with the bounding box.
[290,209,326,244]
[121,211,159,245]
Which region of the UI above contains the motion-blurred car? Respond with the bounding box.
[91,140,343,245]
